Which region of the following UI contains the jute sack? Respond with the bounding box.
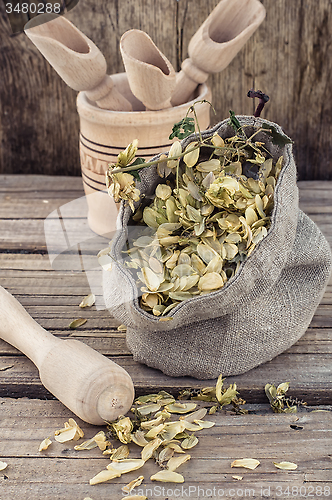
[103,116,332,379]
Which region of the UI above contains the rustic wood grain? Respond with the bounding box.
[0,177,331,404]
[0,398,331,500]
[1,350,332,404]
[1,1,332,179]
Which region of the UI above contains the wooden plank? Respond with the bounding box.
[0,351,331,404]
[0,326,331,357]
[0,179,331,404]
[0,399,331,500]
[1,177,332,252]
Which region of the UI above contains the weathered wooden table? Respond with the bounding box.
[0,175,331,500]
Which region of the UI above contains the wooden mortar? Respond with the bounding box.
[77,72,212,237]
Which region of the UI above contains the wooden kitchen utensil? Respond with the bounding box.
[0,286,135,425]
[171,0,266,106]
[24,14,132,111]
[120,29,176,110]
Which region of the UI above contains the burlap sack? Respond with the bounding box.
[104,116,332,379]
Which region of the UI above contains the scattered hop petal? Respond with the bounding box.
[122,475,145,494]
[156,184,172,200]
[69,318,87,330]
[144,424,166,439]
[111,416,133,444]
[117,324,127,332]
[79,293,95,308]
[0,461,8,471]
[232,475,243,480]
[54,419,84,443]
[74,438,98,451]
[98,254,113,271]
[211,133,225,149]
[183,142,200,168]
[131,430,149,447]
[231,459,260,470]
[198,272,224,291]
[193,419,215,428]
[107,459,145,474]
[108,445,130,460]
[141,438,163,461]
[167,454,191,472]
[273,461,298,470]
[168,141,182,169]
[165,402,197,414]
[90,469,121,485]
[196,159,220,172]
[160,421,186,442]
[141,267,162,292]
[136,403,162,416]
[150,470,184,483]
[166,443,186,454]
[158,447,175,463]
[121,496,147,500]
[180,408,207,422]
[181,435,198,449]
[92,431,109,451]
[39,438,52,452]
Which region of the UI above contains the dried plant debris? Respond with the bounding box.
[121,496,148,500]
[0,364,14,371]
[265,382,306,413]
[179,374,247,415]
[122,475,145,494]
[69,318,87,330]
[104,118,286,315]
[150,470,185,483]
[79,293,96,308]
[231,458,260,470]
[38,437,52,452]
[74,431,110,451]
[54,418,84,443]
[44,375,309,488]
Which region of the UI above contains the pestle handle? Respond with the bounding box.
[0,286,59,367]
[0,287,135,425]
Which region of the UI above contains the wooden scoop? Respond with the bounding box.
[120,29,176,110]
[0,286,135,425]
[24,14,132,111]
[171,0,266,106]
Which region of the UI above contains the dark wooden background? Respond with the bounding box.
[0,0,331,180]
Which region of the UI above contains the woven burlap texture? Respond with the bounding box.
[103,116,332,379]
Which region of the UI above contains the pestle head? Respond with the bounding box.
[39,339,135,426]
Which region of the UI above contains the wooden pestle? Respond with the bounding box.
[0,286,135,425]
[171,0,266,106]
[120,29,176,110]
[24,14,132,111]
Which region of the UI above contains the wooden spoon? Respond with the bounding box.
[171,0,266,106]
[0,286,135,425]
[24,14,132,111]
[120,29,176,110]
